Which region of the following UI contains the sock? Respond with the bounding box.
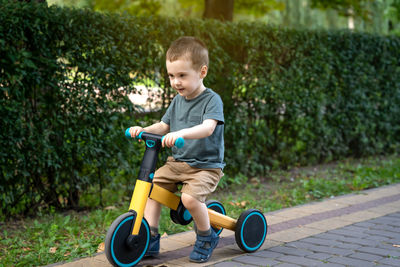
[197,228,212,237]
[150,226,159,237]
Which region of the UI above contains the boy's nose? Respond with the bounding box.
[173,78,181,86]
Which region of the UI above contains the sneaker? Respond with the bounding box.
[189,230,219,263]
[145,234,160,257]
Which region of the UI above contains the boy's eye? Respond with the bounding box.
[179,74,186,78]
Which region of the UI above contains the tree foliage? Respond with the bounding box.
[310,0,375,18]
[90,0,162,15]
[55,0,285,20]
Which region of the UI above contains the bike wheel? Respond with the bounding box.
[235,209,267,253]
[105,212,150,267]
[170,200,193,225]
[193,199,226,236]
[206,199,226,235]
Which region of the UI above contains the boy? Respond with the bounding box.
[128,36,225,263]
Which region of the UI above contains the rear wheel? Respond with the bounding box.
[193,199,226,235]
[235,209,267,253]
[170,200,193,225]
[206,199,226,235]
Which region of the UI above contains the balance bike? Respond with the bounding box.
[104,130,268,266]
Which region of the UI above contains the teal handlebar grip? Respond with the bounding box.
[125,128,131,139]
[125,128,143,139]
[161,136,185,148]
[174,137,185,149]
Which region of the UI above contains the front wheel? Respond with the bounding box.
[105,212,150,267]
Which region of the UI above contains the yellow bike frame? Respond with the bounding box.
[127,132,237,236]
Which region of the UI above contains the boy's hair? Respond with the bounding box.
[166,36,209,70]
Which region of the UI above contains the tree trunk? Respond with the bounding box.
[292,0,302,29]
[283,0,291,27]
[348,8,355,30]
[326,8,337,30]
[303,0,313,29]
[203,0,234,21]
[372,0,389,34]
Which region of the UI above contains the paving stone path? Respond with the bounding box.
[211,212,400,267]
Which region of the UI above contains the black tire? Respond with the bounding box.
[193,199,226,235]
[206,199,226,235]
[235,209,267,253]
[105,212,150,267]
[170,200,193,225]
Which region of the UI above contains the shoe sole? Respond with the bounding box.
[189,256,211,263]
[144,251,159,257]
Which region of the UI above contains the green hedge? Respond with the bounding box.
[1,2,400,217]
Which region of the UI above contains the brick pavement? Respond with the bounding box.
[50,183,400,267]
[211,212,400,267]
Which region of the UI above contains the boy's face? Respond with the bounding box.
[166,58,207,100]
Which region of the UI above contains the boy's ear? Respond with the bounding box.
[200,65,208,78]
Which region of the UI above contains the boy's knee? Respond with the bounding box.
[181,193,201,210]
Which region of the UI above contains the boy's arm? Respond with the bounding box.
[162,119,217,147]
[129,121,170,138]
[143,121,170,135]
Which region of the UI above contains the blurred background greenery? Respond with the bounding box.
[1,0,399,218]
[47,0,400,35]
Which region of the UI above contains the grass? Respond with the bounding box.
[1,155,399,266]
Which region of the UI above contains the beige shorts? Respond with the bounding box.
[153,157,224,203]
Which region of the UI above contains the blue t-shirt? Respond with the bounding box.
[162,88,225,169]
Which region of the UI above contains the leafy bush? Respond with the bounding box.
[1,2,399,217]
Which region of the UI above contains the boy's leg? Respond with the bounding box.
[181,193,210,231]
[143,158,180,256]
[144,198,162,229]
[181,193,219,263]
[143,198,162,256]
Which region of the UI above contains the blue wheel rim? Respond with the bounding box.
[240,212,267,252]
[208,202,226,235]
[110,216,150,266]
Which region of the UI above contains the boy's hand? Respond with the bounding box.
[128,126,144,139]
[162,132,183,148]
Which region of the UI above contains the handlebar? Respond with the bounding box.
[125,128,185,149]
